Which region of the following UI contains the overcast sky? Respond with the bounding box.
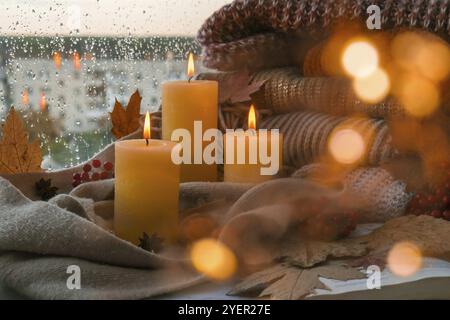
[0,0,230,37]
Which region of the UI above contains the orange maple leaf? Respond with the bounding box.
[0,107,42,174]
[111,90,142,139]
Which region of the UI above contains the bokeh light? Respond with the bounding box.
[53,52,62,70]
[328,128,366,164]
[73,52,81,71]
[392,31,450,83]
[387,242,423,277]
[187,52,195,78]
[416,40,450,83]
[396,74,440,118]
[391,32,425,72]
[342,40,379,78]
[353,68,390,103]
[22,89,30,106]
[190,238,237,281]
[39,92,47,112]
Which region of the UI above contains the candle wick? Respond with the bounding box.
[146,139,149,146]
[188,76,194,83]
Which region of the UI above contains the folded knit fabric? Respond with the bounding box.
[261,111,396,168]
[294,164,413,222]
[252,68,405,118]
[198,0,450,71]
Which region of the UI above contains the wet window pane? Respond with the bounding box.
[0,0,228,169]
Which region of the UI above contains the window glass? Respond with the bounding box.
[0,0,229,169]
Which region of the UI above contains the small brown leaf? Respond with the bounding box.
[229,263,366,300]
[217,71,266,104]
[0,107,42,174]
[111,90,142,139]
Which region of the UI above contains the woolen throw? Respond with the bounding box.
[198,0,450,71]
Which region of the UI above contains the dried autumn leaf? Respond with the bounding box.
[277,239,368,268]
[229,263,366,300]
[217,71,267,104]
[349,250,389,270]
[0,107,42,174]
[362,215,450,260]
[283,215,450,270]
[111,90,142,139]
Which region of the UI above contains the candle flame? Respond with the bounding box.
[248,105,257,130]
[144,111,151,140]
[187,53,195,79]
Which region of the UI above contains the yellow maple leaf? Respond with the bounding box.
[0,107,42,174]
[111,90,142,139]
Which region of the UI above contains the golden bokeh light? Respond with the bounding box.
[190,238,237,281]
[397,74,440,118]
[416,40,450,83]
[353,68,390,103]
[392,31,450,83]
[342,40,379,78]
[387,242,423,277]
[391,32,425,72]
[328,128,366,164]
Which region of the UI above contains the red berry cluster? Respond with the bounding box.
[407,162,450,221]
[72,159,114,188]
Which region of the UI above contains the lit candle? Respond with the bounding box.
[224,105,283,184]
[114,112,180,244]
[162,53,218,182]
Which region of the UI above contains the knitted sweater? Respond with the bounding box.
[198,0,450,71]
